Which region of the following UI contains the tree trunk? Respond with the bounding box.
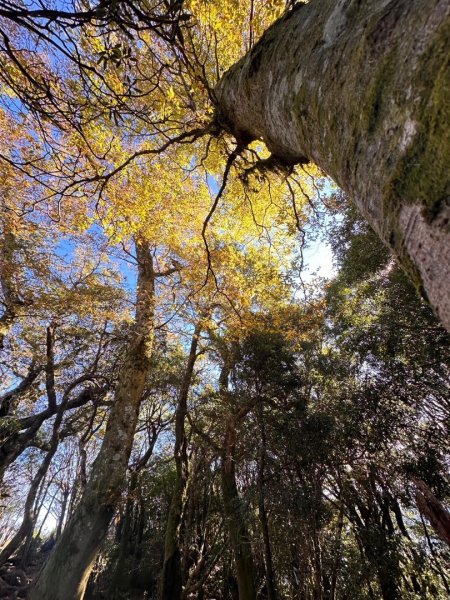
[347,489,401,600]
[55,488,70,539]
[216,0,450,331]
[221,417,257,600]
[109,471,138,597]
[0,230,22,349]
[30,238,155,600]
[0,446,53,566]
[0,326,62,566]
[257,402,277,600]
[414,478,450,548]
[0,385,97,481]
[160,323,201,600]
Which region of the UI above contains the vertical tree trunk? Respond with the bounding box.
[329,503,344,600]
[216,0,450,331]
[160,323,201,600]
[347,487,401,600]
[0,230,21,349]
[109,471,138,597]
[256,401,277,600]
[56,488,70,539]
[221,416,257,600]
[30,238,155,600]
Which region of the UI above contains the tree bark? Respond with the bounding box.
[414,478,450,548]
[55,487,70,539]
[160,323,201,600]
[30,238,155,600]
[216,0,450,331]
[221,416,257,600]
[109,471,138,597]
[0,446,54,567]
[256,401,277,600]
[0,230,22,349]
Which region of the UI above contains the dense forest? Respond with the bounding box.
[0,1,449,599]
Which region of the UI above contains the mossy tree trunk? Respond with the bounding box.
[160,322,201,600]
[30,238,155,600]
[216,0,450,331]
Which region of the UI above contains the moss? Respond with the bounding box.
[393,42,450,218]
[361,49,397,135]
[351,14,450,299]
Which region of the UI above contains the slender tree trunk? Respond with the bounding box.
[330,503,344,600]
[221,417,257,600]
[256,401,277,600]
[348,493,401,600]
[35,491,57,540]
[160,323,201,600]
[216,0,450,331]
[0,446,54,566]
[21,476,54,568]
[0,326,61,567]
[55,488,69,539]
[30,238,155,600]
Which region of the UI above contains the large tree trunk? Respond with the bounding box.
[216,0,450,331]
[30,238,155,600]
[160,322,201,600]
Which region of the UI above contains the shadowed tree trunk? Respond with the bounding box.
[30,238,155,600]
[56,487,70,539]
[160,322,202,600]
[216,0,450,331]
[414,478,450,548]
[221,415,257,600]
[0,327,61,567]
[110,426,159,597]
[0,385,99,481]
[0,230,22,349]
[109,471,138,598]
[0,446,55,567]
[346,482,401,600]
[257,400,277,600]
[219,362,257,600]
